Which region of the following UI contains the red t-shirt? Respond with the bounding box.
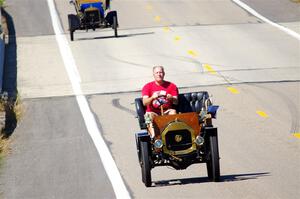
[142,81,178,114]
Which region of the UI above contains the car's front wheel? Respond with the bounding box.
[140,141,151,187]
[113,15,118,37]
[206,134,220,182]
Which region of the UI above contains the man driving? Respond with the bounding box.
[142,66,179,137]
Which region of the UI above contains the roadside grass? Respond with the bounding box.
[1,0,20,167]
[13,94,23,122]
[0,135,10,165]
[0,98,9,166]
[0,93,23,167]
[0,97,6,166]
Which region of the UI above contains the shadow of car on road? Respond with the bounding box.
[74,31,154,41]
[152,172,270,187]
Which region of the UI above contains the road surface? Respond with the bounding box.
[0,0,299,198]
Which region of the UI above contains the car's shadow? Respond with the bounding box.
[75,31,154,41]
[152,172,270,187]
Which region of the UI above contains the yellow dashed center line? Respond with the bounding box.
[145,4,153,11]
[227,87,240,94]
[291,0,300,3]
[163,27,170,32]
[174,36,181,41]
[154,16,161,22]
[256,110,269,118]
[293,133,300,138]
[203,64,217,74]
[187,50,198,57]
[150,9,288,137]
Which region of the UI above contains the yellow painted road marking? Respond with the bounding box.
[174,36,181,41]
[291,0,300,3]
[203,64,217,74]
[256,110,269,118]
[227,87,240,94]
[293,133,300,138]
[163,27,170,32]
[187,50,198,57]
[154,16,161,22]
[146,4,153,11]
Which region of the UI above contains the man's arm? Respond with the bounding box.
[143,92,159,106]
[166,83,179,105]
[142,96,152,106]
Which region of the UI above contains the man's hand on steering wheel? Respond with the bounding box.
[166,94,178,105]
[166,94,173,100]
[151,92,159,99]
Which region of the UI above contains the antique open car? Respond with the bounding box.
[68,0,118,41]
[134,91,220,187]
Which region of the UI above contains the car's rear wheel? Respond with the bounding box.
[113,15,118,37]
[140,141,151,187]
[206,134,220,181]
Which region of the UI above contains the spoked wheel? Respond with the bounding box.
[140,141,151,187]
[113,15,118,37]
[206,134,220,182]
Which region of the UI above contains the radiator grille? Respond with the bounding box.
[165,129,192,151]
[85,10,100,23]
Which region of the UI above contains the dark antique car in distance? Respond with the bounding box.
[135,91,220,187]
[68,0,118,41]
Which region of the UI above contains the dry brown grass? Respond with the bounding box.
[0,94,22,164]
[0,100,4,112]
[0,135,10,162]
[13,94,23,121]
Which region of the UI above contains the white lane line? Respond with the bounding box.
[47,1,131,198]
[232,0,300,41]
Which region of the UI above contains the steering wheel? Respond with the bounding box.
[152,95,170,115]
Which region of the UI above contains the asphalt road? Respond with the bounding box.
[0,0,299,198]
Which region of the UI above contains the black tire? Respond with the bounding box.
[134,98,147,129]
[70,30,74,41]
[135,134,141,164]
[68,14,77,41]
[113,15,118,37]
[68,16,74,41]
[68,14,80,41]
[206,157,213,180]
[207,135,220,182]
[140,141,151,187]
